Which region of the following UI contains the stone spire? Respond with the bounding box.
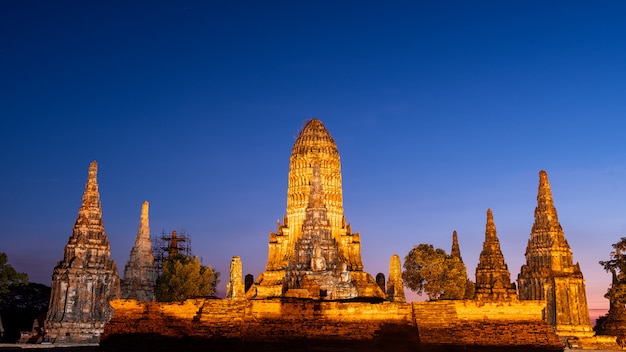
[474,209,517,301]
[518,170,593,338]
[248,119,384,299]
[45,161,120,343]
[451,230,462,262]
[226,256,245,300]
[386,254,405,303]
[121,201,157,301]
[282,163,358,299]
[264,118,362,272]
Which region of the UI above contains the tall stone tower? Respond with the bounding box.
[248,118,383,299]
[517,170,593,337]
[45,161,120,343]
[121,201,157,301]
[474,209,517,301]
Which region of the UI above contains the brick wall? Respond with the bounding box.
[102,298,564,351]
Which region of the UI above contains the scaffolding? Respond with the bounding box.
[152,229,192,274]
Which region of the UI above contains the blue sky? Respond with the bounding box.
[2,1,626,318]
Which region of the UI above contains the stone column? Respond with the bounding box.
[226,256,245,300]
[387,254,406,303]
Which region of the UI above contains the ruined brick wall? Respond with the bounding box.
[103,298,564,350]
[412,301,562,348]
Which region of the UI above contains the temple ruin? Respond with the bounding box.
[451,230,462,261]
[39,123,622,350]
[474,209,517,301]
[246,118,384,299]
[517,170,594,339]
[386,254,405,303]
[226,256,245,300]
[121,201,157,301]
[45,161,120,343]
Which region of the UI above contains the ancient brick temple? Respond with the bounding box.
[247,118,384,299]
[517,170,594,338]
[45,161,120,343]
[474,209,517,301]
[121,201,157,301]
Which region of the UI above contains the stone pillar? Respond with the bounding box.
[226,256,245,300]
[387,254,405,303]
[244,274,254,293]
[376,273,386,292]
[121,201,157,301]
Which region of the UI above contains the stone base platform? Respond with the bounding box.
[98,299,573,351]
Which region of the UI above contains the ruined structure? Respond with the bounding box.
[45,161,120,343]
[376,273,385,292]
[518,170,594,338]
[244,274,254,293]
[226,256,245,299]
[121,201,157,301]
[451,230,462,261]
[386,254,405,303]
[595,272,626,345]
[474,209,517,301]
[247,118,384,299]
[103,298,567,351]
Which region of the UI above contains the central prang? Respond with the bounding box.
[246,118,384,299]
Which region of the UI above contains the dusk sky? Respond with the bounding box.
[2,1,626,319]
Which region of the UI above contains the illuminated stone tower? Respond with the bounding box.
[474,209,517,301]
[248,119,383,299]
[121,201,157,301]
[517,170,593,337]
[386,254,406,303]
[46,161,120,343]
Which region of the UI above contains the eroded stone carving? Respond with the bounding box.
[45,161,120,343]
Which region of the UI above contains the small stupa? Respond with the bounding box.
[474,209,517,301]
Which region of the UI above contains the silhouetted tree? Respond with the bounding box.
[600,237,626,309]
[402,244,468,300]
[0,253,28,302]
[156,254,219,302]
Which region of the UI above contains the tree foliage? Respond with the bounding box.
[599,237,626,305]
[0,253,28,301]
[402,244,470,300]
[156,254,219,302]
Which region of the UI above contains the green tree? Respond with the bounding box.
[0,253,28,301]
[402,244,469,300]
[156,254,219,302]
[599,237,626,307]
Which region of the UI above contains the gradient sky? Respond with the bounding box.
[2,1,626,319]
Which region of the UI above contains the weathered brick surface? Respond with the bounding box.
[103,298,564,350]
